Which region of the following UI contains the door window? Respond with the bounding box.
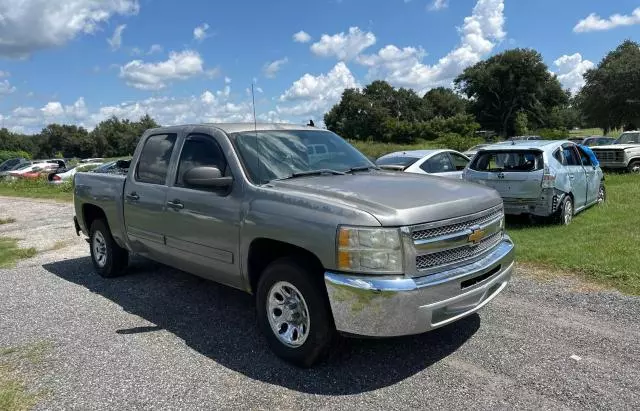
[562,145,581,166]
[136,134,177,185]
[176,134,228,188]
[421,153,454,173]
[577,147,592,166]
[448,153,470,171]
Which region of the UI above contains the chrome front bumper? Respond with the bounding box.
[324,237,514,337]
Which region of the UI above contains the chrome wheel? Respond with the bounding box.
[564,199,573,225]
[597,186,606,204]
[630,162,640,174]
[267,281,310,348]
[92,231,107,267]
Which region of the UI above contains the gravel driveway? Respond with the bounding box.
[1,196,639,410]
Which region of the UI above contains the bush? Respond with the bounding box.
[434,133,484,152]
[536,128,570,139]
[0,150,32,162]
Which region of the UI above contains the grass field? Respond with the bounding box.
[0,179,73,202]
[508,173,640,295]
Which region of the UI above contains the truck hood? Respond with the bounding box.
[269,171,502,226]
[592,144,640,150]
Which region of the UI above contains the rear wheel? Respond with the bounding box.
[256,257,335,367]
[89,219,129,278]
[628,161,640,174]
[556,196,574,226]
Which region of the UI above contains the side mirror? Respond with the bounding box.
[183,166,233,188]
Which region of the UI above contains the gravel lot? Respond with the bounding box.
[1,196,639,410]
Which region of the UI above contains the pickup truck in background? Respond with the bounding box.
[73,123,515,367]
[591,131,640,173]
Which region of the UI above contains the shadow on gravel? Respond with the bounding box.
[43,257,479,395]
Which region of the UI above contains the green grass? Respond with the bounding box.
[0,217,16,225]
[0,342,51,411]
[0,179,73,202]
[568,128,623,138]
[0,238,37,268]
[507,173,640,295]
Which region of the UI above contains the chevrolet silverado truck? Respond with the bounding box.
[591,131,640,173]
[73,123,514,367]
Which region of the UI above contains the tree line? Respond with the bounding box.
[1,40,639,162]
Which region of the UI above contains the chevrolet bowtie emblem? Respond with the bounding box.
[468,228,485,244]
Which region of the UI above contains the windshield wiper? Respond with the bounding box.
[275,169,346,181]
[346,165,379,173]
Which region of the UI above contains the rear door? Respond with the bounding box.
[123,132,179,258]
[561,144,588,209]
[466,150,544,199]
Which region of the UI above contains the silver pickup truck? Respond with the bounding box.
[73,123,515,367]
[591,131,640,173]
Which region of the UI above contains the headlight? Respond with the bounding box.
[337,226,404,274]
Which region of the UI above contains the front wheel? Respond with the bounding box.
[256,257,335,367]
[90,219,129,278]
[628,161,640,174]
[597,185,606,204]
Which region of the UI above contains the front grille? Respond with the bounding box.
[415,232,502,270]
[593,150,624,162]
[412,207,503,241]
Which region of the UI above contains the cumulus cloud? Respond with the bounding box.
[0,0,140,58]
[277,62,358,118]
[107,24,126,51]
[263,57,289,79]
[293,31,312,43]
[553,53,594,93]
[0,79,16,95]
[2,86,284,134]
[429,0,449,11]
[310,27,376,61]
[119,50,205,90]
[574,8,640,33]
[193,23,210,41]
[356,0,505,92]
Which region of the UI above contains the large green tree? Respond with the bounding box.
[423,87,467,118]
[455,48,569,136]
[577,40,640,132]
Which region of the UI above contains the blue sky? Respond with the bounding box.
[0,0,638,133]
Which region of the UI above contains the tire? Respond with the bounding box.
[597,185,606,204]
[256,257,335,367]
[556,195,574,226]
[89,219,129,278]
[628,161,640,174]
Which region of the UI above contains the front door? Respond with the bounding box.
[123,133,178,259]
[577,146,601,205]
[562,144,588,209]
[163,133,243,289]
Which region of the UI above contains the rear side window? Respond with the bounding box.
[421,153,454,173]
[470,150,543,172]
[136,134,177,184]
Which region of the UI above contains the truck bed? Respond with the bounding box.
[73,172,128,248]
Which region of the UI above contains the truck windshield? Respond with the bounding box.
[470,150,543,172]
[232,130,374,184]
[614,132,640,144]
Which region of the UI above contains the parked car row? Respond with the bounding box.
[0,157,133,182]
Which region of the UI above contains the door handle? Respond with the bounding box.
[126,192,140,201]
[166,200,184,210]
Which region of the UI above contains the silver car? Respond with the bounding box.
[463,140,605,225]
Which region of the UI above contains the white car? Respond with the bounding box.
[49,163,103,184]
[375,149,471,179]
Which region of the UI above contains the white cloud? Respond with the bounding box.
[553,53,594,93]
[107,24,126,51]
[193,23,210,41]
[0,0,140,58]
[225,76,232,84]
[3,87,284,134]
[356,0,505,92]
[119,50,205,90]
[0,79,16,95]
[147,44,163,55]
[263,57,289,79]
[429,0,449,11]
[293,30,312,43]
[0,71,9,77]
[310,27,376,61]
[277,62,358,118]
[574,8,640,33]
